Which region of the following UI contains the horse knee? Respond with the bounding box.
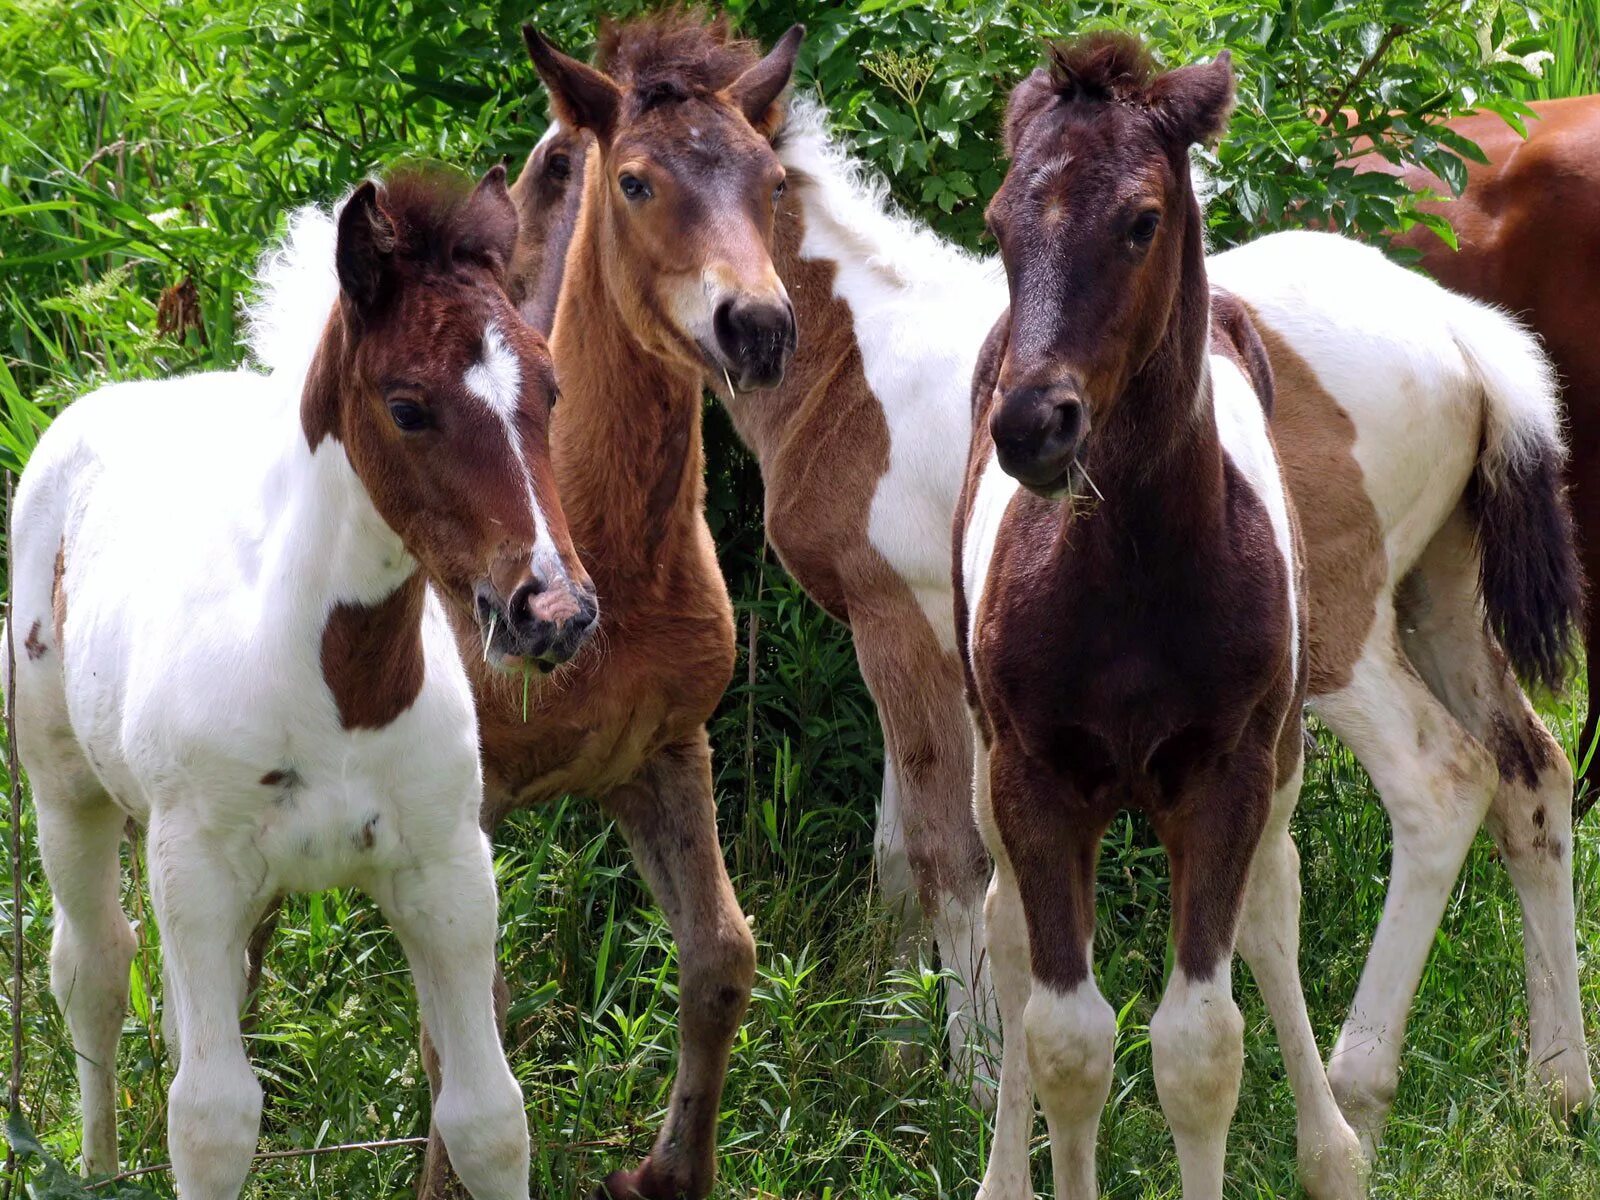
[434,1069,528,1192]
[683,918,755,1041]
[1022,980,1116,1119]
[1149,970,1244,1133]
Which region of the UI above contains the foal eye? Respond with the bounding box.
[771,178,786,205]
[547,153,571,182]
[618,173,652,202]
[388,400,432,432]
[1129,210,1161,245]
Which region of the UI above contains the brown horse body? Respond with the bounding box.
[418,13,805,1200]
[1358,95,1600,809]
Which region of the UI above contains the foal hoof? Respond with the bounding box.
[590,1160,689,1200]
[1298,1118,1370,1200]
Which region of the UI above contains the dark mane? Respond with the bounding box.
[596,6,759,108]
[369,164,512,276]
[1045,30,1158,103]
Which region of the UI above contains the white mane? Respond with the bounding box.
[778,98,1001,295]
[244,201,342,386]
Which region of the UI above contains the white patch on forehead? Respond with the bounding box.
[464,322,521,420]
[534,120,563,149]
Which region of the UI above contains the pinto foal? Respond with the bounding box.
[7,167,594,1199]
[958,38,1363,1198]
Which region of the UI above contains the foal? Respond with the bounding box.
[7,166,594,1198]
[958,37,1362,1198]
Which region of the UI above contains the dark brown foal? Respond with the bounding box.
[955,35,1362,1200]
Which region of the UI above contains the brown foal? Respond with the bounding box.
[417,12,803,1200]
[956,36,1362,1198]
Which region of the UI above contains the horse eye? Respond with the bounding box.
[388,400,432,432]
[772,178,786,205]
[619,173,652,201]
[549,386,560,411]
[1129,210,1161,245]
[547,153,571,182]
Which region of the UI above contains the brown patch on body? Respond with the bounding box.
[1489,709,1557,792]
[1246,309,1387,696]
[23,621,47,661]
[319,573,427,730]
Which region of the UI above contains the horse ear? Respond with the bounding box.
[461,162,520,278]
[1004,68,1056,156]
[1149,51,1235,149]
[523,25,621,143]
[336,181,396,316]
[728,24,804,137]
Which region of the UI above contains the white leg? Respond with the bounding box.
[1235,764,1367,1200]
[149,816,265,1200]
[1312,620,1496,1152]
[1149,968,1243,1200]
[975,728,1036,1200]
[1028,977,1115,1200]
[36,788,135,1175]
[374,831,530,1200]
[875,759,919,935]
[1395,514,1594,1118]
[935,884,996,1106]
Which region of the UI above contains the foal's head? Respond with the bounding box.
[985,33,1235,495]
[315,166,597,668]
[523,12,802,390]
[507,121,592,332]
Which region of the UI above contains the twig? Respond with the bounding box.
[5,473,23,1200]
[89,1137,432,1187]
[1320,23,1408,129]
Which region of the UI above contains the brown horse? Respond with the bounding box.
[416,13,803,1200]
[955,35,1365,1197]
[1356,96,1600,814]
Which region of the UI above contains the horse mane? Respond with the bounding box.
[1045,30,1158,103]
[596,6,759,107]
[246,165,498,384]
[775,98,999,295]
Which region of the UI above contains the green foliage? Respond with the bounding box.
[3,0,1600,1196]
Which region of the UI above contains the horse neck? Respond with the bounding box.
[549,196,708,588]
[267,319,424,639]
[1082,202,1223,537]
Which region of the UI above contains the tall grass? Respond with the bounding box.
[1527,0,1600,97]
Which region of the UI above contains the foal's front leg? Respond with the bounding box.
[989,748,1113,1200]
[1149,758,1273,1200]
[373,829,530,1200]
[597,730,756,1200]
[148,813,270,1199]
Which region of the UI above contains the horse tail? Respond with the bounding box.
[1449,295,1583,693]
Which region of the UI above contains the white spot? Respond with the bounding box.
[464,322,522,420]
[962,450,1023,655]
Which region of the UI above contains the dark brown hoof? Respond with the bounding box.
[589,1160,692,1200]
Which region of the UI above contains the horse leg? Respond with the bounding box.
[1397,509,1594,1116]
[1234,754,1367,1199]
[974,734,1038,1200]
[596,730,755,1200]
[1148,755,1274,1200]
[34,777,134,1176]
[1312,610,1497,1154]
[148,813,268,1199]
[853,613,994,1098]
[372,829,529,1200]
[989,746,1110,1200]
[412,970,511,1200]
[872,758,919,946]
[1564,361,1600,820]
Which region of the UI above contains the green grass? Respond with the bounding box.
[4,694,1600,1197]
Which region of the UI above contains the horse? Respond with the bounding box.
[409,13,804,1200]
[956,35,1363,1197]
[4,164,596,1199]
[510,64,1593,1158]
[1354,95,1600,815]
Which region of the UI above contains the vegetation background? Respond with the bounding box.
[2,0,1599,1195]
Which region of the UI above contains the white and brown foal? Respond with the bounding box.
[6,167,594,1198]
[957,37,1362,1198]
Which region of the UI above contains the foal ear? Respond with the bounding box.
[728,24,804,138]
[336,181,396,316]
[460,163,520,279]
[1149,51,1235,150]
[523,26,622,144]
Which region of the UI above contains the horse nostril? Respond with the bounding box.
[507,579,544,630]
[1052,398,1085,449]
